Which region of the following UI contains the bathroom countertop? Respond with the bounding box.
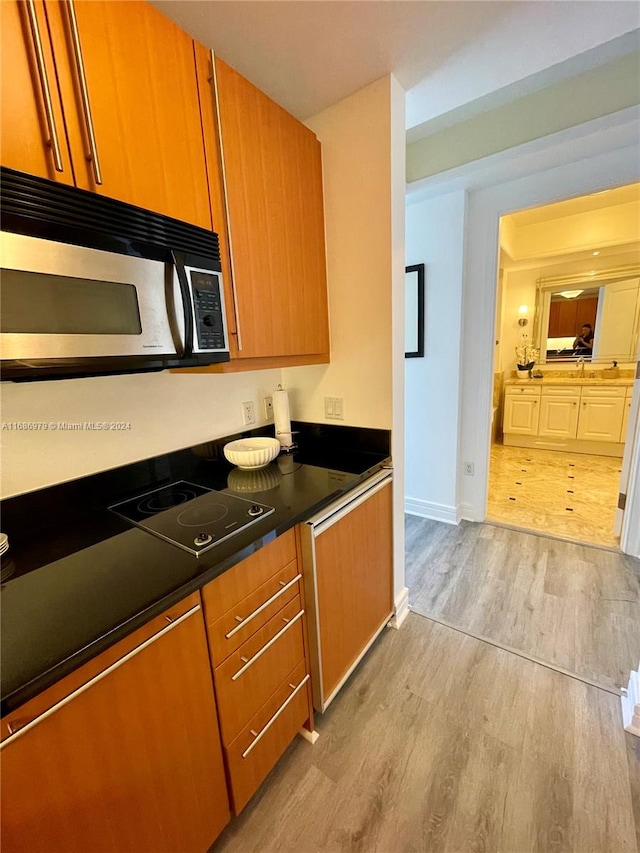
[504,376,634,387]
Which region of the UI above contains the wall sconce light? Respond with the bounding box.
[517,305,529,327]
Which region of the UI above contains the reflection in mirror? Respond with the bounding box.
[533,267,640,364]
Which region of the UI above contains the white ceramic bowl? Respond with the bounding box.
[223,437,280,470]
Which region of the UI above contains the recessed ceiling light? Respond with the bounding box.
[592,251,600,256]
[559,290,584,299]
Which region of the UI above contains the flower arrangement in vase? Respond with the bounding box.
[515,342,539,378]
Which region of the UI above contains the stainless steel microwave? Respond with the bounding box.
[0,168,230,380]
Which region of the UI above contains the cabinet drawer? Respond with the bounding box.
[214,596,305,745]
[580,385,627,398]
[225,660,310,814]
[541,385,581,397]
[505,386,541,396]
[202,529,296,621]
[206,559,301,664]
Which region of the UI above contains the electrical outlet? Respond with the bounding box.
[242,401,256,426]
[263,396,273,420]
[464,461,474,476]
[324,397,344,420]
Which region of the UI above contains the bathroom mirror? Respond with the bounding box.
[405,264,425,358]
[533,266,640,363]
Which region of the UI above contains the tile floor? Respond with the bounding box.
[487,443,623,547]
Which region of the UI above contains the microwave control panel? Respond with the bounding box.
[188,269,227,352]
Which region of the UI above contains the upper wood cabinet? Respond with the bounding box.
[2,0,212,229]
[1,594,230,852]
[193,53,330,368]
[548,296,598,338]
[0,0,74,184]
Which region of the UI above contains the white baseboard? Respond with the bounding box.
[404,498,457,525]
[457,501,477,522]
[388,586,410,630]
[621,665,640,737]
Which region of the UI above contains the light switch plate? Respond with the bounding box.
[325,397,344,420]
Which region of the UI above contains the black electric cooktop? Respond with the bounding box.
[109,480,275,556]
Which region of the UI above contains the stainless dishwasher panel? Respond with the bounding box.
[300,469,393,712]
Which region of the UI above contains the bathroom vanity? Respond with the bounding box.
[503,377,634,457]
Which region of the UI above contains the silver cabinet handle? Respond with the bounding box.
[210,50,242,350]
[66,0,102,185]
[1,604,201,748]
[25,0,63,172]
[231,610,304,681]
[225,574,302,639]
[241,674,310,759]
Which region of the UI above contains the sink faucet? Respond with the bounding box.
[576,356,585,378]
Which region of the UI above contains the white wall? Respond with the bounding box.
[282,76,395,430]
[404,190,466,523]
[405,107,640,554]
[0,369,281,498]
[282,75,408,612]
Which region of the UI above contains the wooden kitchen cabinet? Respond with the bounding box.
[1,593,230,852]
[0,0,74,184]
[2,0,212,229]
[189,54,330,370]
[201,530,315,813]
[300,474,394,711]
[548,296,598,338]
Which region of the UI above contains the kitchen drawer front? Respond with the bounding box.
[207,558,301,664]
[505,386,541,397]
[201,529,297,621]
[580,385,627,398]
[541,385,581,398]
[214,596,305,745]
[225,660,310,814]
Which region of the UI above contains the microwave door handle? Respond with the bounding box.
[171,250,194,358]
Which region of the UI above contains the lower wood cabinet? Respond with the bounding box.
[201,529,314,814]
[1,593,230,853]
[300,472,393,712]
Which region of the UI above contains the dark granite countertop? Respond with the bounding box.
[0,422,391,715]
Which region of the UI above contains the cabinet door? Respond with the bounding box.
[214,57,329,361]
[0,0,74,183]
[503,395,540,435]
[46,0,212,228]
[313,479,393,703]
[1,596,230,852]
[620,395,633,443]
[577,397,625,442]
[538,395,579,439]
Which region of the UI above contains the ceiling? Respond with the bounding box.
[152,1,640,130]
[509,183,640,227]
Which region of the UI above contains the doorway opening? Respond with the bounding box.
[487,183,640,549]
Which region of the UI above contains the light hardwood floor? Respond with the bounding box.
[212,613,639,853]
[487,443,622,548]
[406,516,640,691]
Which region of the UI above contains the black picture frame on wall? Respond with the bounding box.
[405,264,425,358]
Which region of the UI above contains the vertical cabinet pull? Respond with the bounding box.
[24,0,64,172]
[66,0,103,185]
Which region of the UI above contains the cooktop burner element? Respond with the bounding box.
[109,480,275,556]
